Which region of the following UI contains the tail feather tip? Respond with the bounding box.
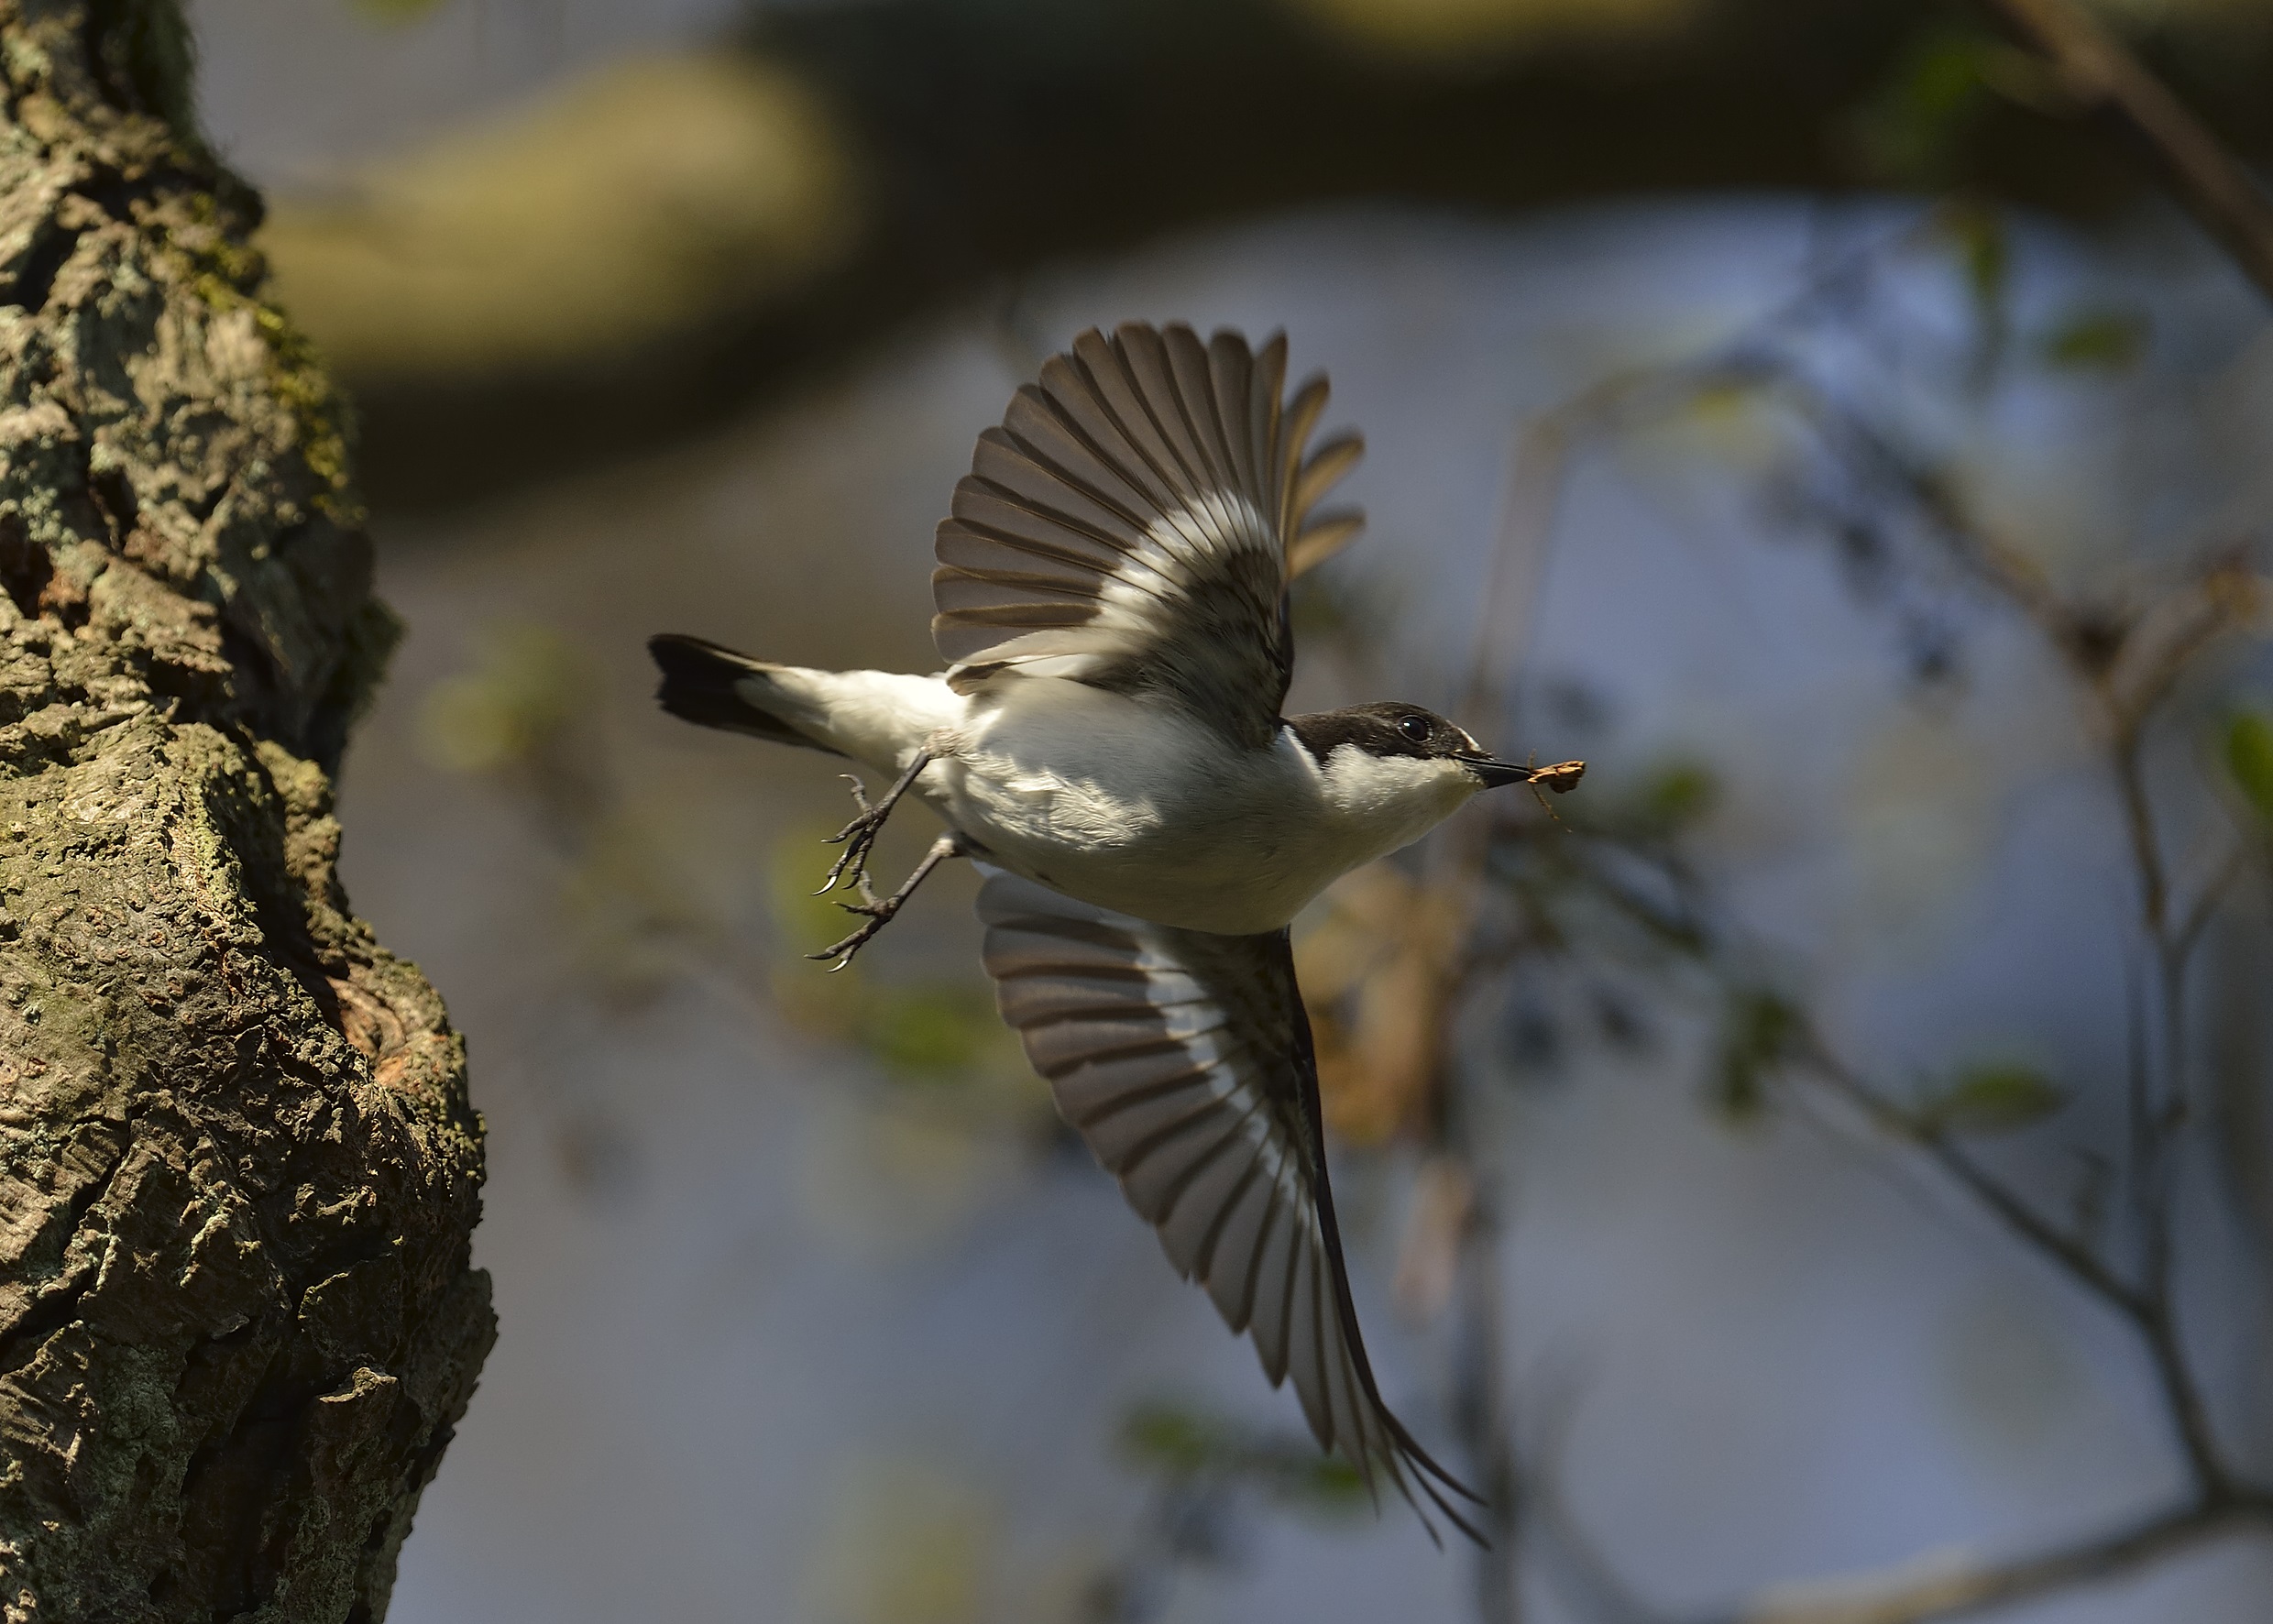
[646,633,833,754]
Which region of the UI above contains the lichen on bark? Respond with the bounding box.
[0,5,491,1621]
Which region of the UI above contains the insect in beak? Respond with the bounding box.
[1455,754,1587,792]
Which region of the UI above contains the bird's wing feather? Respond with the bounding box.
[933,323,1363,750]
[975,867,1481,1540]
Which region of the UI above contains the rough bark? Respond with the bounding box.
[0,5,491,1621]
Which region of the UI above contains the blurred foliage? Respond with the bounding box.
[1633,759,1720,837]
[1273,0,1701,61]
[420,623,588,776]
[806,1454,994,1624]
[766,825,875,1034]
[1849,21,2014,184]
[1298,864,1466,1146]
[1915,1061,2068,1136]
[264,53,855,379]
[1347,188,2273,1615]
[2224,709,2273,821]
[2039,306,2151,370]
[864,988,1003,1081]
[1945,200,2012,316]
[313,0,2273,511]
[765,825,1038,1107]
[421,626,712,1000]
[1116,1401,1367,1516]
[1710,989,1801,1124]
[1087,1400,1368,1621]
[553,812,718,1001]
[349,0,448,22]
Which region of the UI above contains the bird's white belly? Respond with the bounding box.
[916,686,1337,935]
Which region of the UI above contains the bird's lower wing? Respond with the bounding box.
[974,867,1481,1542]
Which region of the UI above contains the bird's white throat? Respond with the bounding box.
[1307,742,1484,867]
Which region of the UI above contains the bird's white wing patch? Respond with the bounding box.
[974,867,1480,1540]
[933,323,1364,750]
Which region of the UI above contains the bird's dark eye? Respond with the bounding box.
[1398,715,1431,743]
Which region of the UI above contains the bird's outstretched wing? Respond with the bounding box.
[932,323,1363,750]
[975,867,1482,1542]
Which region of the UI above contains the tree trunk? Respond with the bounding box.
[0,5,491,1620]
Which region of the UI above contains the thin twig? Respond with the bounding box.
[2122,947,2158,1276]
[1461,415,1572,725]
[1986,0,2273,302]
[1451,160,2273,1624]
[2170,840,2249,972]
[1796,1026,2239,1499]
[1726,1493,2270,1624]
[2110,730,2171,938]
[1536,1414,2270,1624]
[1453,1187,1524,1623]
[1796,1041,2148,1318]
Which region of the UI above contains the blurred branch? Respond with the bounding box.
[2173,841,2251,971]
[1536,1454,2268,1624]
[1462,417,1573,720]
[1450,1187,1524,1624]
[1799,1039,2143,1313]
[1083,1401,1369,1623]
[1986,0,2273,302]
[1725,1495,2263,1624]
[1480,215,2273,1624]
[1793,1032,2239,1498]
[1524,989,2273,1624]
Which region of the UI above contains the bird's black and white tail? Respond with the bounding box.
[648,633,842,756]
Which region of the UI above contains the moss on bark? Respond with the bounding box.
[0,5,491,1620]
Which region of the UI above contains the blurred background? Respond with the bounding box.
[185,2,2273,1619]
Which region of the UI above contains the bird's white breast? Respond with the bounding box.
[919,676,1478,935]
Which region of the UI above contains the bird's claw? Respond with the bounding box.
[807,880,902,970]
[805,829,966,971]
[813,756,933,897]
[807,912,891,971]
[814,776,890,895]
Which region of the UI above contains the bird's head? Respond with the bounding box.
[1286,702,1583,851]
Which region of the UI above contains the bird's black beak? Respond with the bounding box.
[1455,754,1587,792]
[1457,755,1534,788]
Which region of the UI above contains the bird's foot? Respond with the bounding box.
[808,832,968,971]
[815,778,883,895]
[815,750,932,898]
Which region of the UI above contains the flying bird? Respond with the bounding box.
[649,322,1580,1542]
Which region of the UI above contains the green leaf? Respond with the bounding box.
[1641,762,1718,829]
[2039,309,2148,371]
[353,0,451,22]
[1118,1401,1222,1476]
[1850,25,2002,182]
[2225,711,2273,823]
[862,986,997,1082]
[1707,1048,1765,1123]
[1116,1400,1366,1520]
[418,623,587,774]
[1707,989,1797,1124]
[1268,1453,1367,1516]
[1919,1062,2065,1136]
[1943,203,2009,315]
